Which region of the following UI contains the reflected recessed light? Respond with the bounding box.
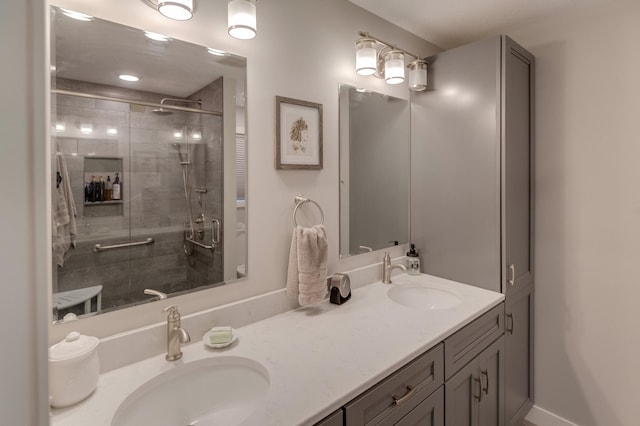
[60,8,94,22]
[191,132,202,140]
[356,88,368,93]
[144,31,171,42]
[80,124,93,135]
[173,131,183,139]
[118,74,140,82]
[55,122,66,132]
[107,127,118,136]
[207,48,227,56]
[71,152,78,157]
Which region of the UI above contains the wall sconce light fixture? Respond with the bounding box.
[142,0,194,21]
[355,31,428,92]
[228,0,257,40]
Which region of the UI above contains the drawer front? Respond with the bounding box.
[345,344,443,425]
[395,386,444,426]
[444,303,504,380]
[315,408,344,426]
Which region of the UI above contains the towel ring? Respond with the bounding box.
[293,194,325,226]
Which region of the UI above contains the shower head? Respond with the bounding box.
[151,107,173,115]
[171,143,186,163]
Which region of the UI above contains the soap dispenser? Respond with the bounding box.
[406,244,421,276]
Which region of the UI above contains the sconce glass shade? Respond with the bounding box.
[355,39,377,76]
[158,0,193,21]
[228,0,257,40]
[408,60,428,91]
[384,50,405,85]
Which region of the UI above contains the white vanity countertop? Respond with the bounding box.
[51,273,504,426]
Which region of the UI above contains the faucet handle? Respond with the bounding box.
[162,304,179,314]
[144,289,167,300]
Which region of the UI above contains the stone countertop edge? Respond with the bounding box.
[50,273,504,426]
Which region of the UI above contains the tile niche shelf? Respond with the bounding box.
[83,156,124,217]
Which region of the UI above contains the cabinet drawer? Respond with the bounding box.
[345,344,443,425]
[396,386,444,426]
[315,408,344,426]
[444,303,504,379]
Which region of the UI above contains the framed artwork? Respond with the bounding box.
[275,96,323,169]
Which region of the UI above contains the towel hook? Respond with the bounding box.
[293,194,325,226]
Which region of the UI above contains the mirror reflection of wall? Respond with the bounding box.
[339,85,410,257]
[50,6,247,321]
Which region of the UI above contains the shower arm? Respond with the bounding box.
[160,98,203,107]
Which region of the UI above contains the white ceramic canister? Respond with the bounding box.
[49,331,100,408]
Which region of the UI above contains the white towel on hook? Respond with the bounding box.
[53,152,77,267]
[286,224,328,306]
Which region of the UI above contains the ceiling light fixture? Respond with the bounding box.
[354,31,428,92]
[118,74,140,82]
[60,8,94,22]
[228,0,257,40]
[141,0,194,21]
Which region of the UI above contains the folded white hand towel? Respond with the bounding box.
[286,224,328,306]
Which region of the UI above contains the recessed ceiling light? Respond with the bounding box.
[173,131,183,139]
[80,124,93,135]
[144,31,171,42]
[191,131,202,140]
[60,8,94,22]
[55,122,66,132]
[207,48,227,56]
[118,74,140,82]
[107,127,118,136]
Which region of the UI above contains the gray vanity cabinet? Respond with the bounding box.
[445,337,505,426]
[412,35,534,426]
[344,344,443,425]
[316,409,345,426]
[504,283,534,425]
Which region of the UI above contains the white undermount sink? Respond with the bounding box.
[387,283,462,310]
[111,356,270,426]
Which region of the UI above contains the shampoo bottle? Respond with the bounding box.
[406,244,421,275]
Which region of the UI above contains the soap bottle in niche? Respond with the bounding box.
[89,176,97,202]
[112,173,121,200]
[98,176,105,202]
[104,175,112,201]
[406,244,421,276]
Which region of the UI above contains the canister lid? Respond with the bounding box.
[49,331,99,361]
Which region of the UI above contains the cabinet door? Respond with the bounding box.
[504,284,534,425]
[502,36,535,295]
[316,409,344,426]
[477,337,505,426]
[395,387,444,426]
[445,358,480,426]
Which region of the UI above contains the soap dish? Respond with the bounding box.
[202,327,237,349]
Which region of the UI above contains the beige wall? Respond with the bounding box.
[506,2,640,425]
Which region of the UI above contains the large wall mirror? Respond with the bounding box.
[339,84,410,257]
[50,6,247,322]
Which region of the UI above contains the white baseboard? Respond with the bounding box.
[526,405,581,426]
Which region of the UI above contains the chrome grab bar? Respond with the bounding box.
[184,218,221,251]
[93,237,154,253]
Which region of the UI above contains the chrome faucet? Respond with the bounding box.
[144,289,191,361]
[163,304,191,361]
[382,251,407,284]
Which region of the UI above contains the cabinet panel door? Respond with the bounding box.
[315,409,344,426]
[395,387,444,426]
[502,36,535,295]
[477,337,505,426]
[445,359,479,426]
[505,284,534,425]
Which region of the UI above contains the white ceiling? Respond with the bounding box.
[348,0,607,49]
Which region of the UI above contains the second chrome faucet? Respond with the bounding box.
[382,252,407,284]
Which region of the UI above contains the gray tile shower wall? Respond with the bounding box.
[53,77,225,313]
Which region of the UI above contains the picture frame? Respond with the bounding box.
[275,96,323,170]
